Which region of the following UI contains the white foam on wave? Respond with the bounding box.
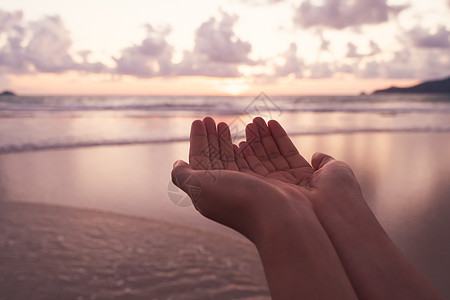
[2,126,450,154]
[1,94,450,116]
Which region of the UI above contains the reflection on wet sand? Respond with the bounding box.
[0,132,449,297]
[0,202,269,299]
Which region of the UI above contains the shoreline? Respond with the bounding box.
[0,201,269,300]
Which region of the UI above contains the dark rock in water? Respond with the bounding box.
[373,76,450,94]
[0,90,16,96]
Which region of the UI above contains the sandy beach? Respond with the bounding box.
[1,131,450,299]
[0,201,269,300]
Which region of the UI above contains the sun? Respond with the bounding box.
[214,78,250,95]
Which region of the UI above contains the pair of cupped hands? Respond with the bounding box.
[171,117,363,242]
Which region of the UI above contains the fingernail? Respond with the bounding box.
[173,160,180,168]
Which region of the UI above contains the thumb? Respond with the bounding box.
[171,160,193,189]
[311,152,335,170]
[171,160,202,203]
[172,159,189,169]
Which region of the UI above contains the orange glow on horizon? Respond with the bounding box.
[6,72,420,96]
[214,78,250,95]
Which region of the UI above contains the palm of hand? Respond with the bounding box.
[186,117,322,206]
[172,116,356,238]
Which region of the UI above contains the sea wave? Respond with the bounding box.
[2,105,450,118]
[1,94,450,116]
[2,94,450,154]
[2,126,450,154]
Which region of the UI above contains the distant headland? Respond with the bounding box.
[0,90,16,96]
[373,76,450,94]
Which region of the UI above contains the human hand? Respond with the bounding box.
[241,118,445,300]
[172,117,444,300]
[171,117,363,299]
[238,117,365,222]
[171,117,317,242]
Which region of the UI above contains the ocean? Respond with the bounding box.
[1,93,450,153]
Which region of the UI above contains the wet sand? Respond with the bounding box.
[0,131,449,298]
[0,201,269,300]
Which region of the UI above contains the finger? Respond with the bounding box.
[246,123,276,172]
[311,152,335,170]
[203,117,224,169]
[233,144,250,171]
[268,120,311,168]
[171,160,202,204]
[253,117,290,171]
[239,141,269,176]
[171,160,195,192]
[217,122,239,171]
[189,120,211,170]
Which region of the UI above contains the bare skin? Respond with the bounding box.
[171,117,444,300]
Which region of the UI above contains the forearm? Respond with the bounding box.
[318,195,445,300]
[253,203,358,300]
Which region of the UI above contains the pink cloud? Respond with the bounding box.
[294,0,407,29]
[0,10,107,74]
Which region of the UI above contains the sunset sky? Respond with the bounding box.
[0,0,449,95]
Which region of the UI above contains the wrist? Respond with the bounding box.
[251,196,318,248]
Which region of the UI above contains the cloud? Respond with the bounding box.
[76,50,105,73]
[1,7,446,84]
[112,25,173,77]
[340,48,412,79]
[112,12,255,78]
[239,0,283,5]
[369,40,381,55]
[274,43,304,77]
[174,11,254,77]
[259,35,447,82]
[270,42,336,79]
[0,10,107,74]
[381,49,424,79]
[308,61,335,78]
[346,40,381,57]
[347,47,450,80]
[419,50,450,79]
[175,51,241,77]
[406,25,450,48]
[0,10,23,33]
[269,38,449,81]
[1,9,256,79]
[294,0,407,29]
[319,34,331,52]
[25,16,80,73]
[346,42,359,58]
[193,13,252,64]
[0,10,28,73]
